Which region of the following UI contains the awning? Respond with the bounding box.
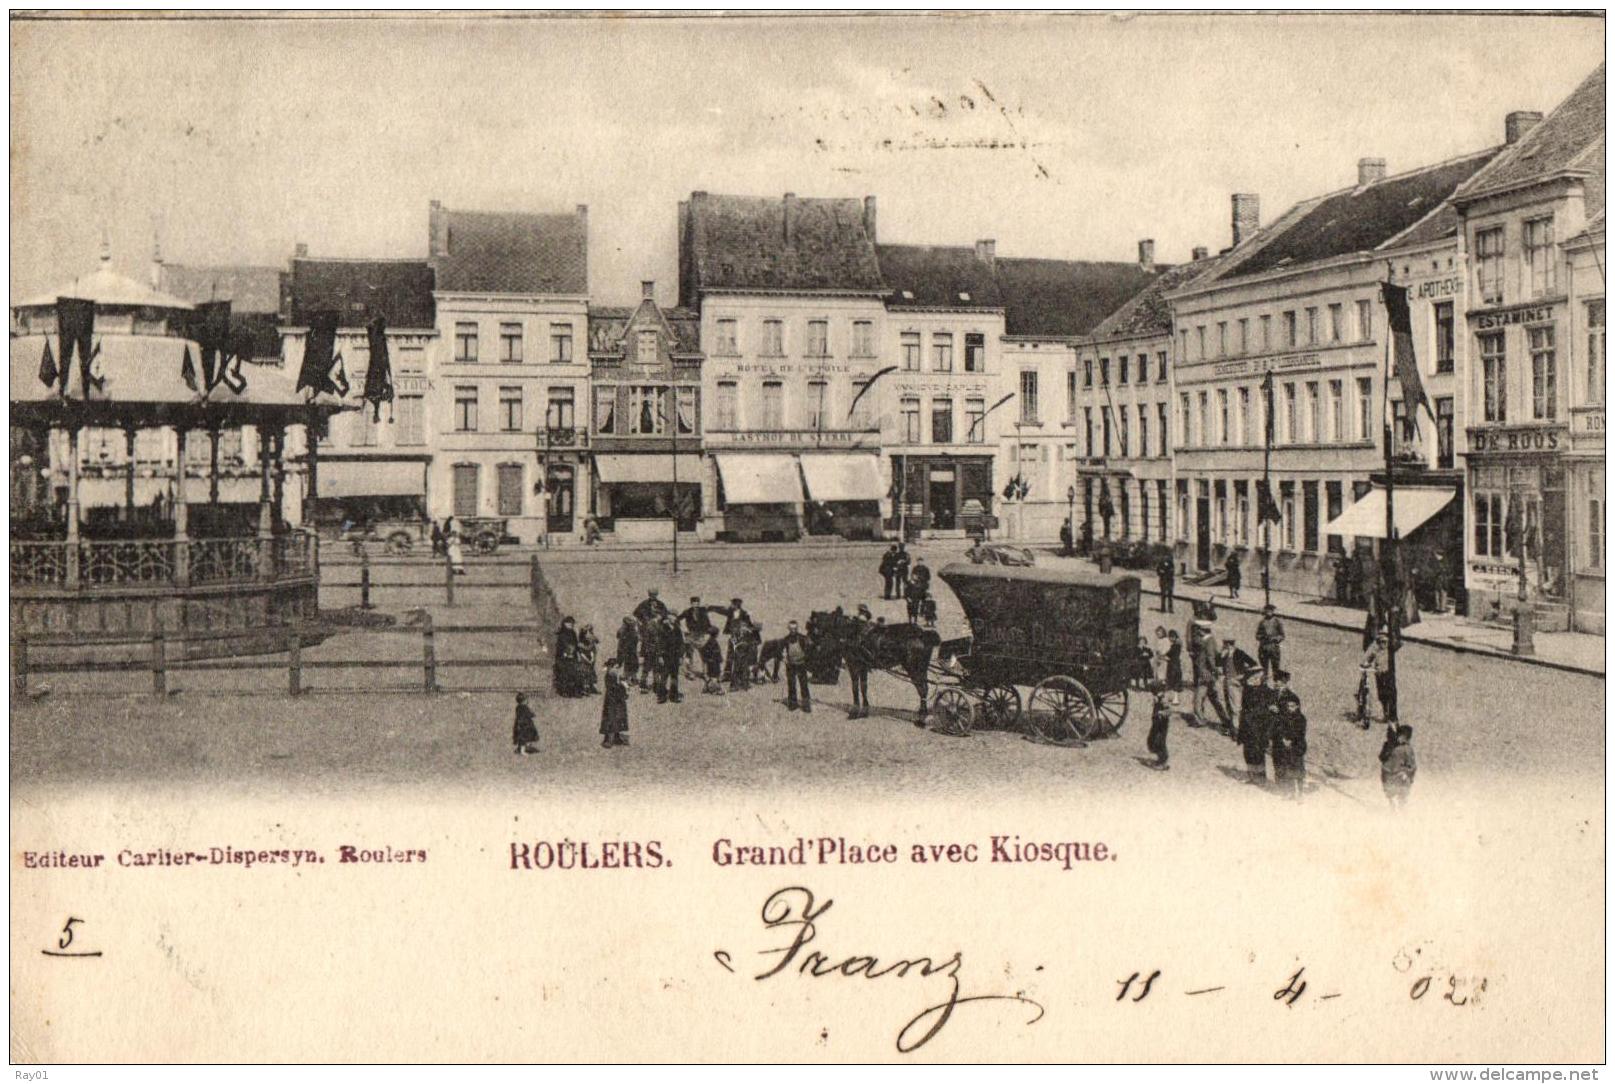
[715,453,803,505]
[1324,485,1454,539]
[316,460,426,499]
[594,453,703,485]
[799,453,885,502]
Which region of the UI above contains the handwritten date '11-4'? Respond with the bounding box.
[713,886,1493,1055]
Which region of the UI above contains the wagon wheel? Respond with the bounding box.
[977,684,1022,730]
[928,687,975,737]
[385,531,413,556]
[1026,675,1098,743]
[1093,686,1130,736]
[473,531,499,556]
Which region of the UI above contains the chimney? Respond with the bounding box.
[641,280,655,300]
[1192,245,1209,261]
[294,242,308,259]
[783,192,797,245]
[576,203,588,224]
[1506,110,1543,145]
[428,200,448,259]
[1231,193,1261,246]
[863,195,877,241]
[1137,238,1155,270]
[976,239,997,270]
[149,232,164,290]
[1357,158,1387,187]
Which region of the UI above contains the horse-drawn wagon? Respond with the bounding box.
[927,563,1141,742]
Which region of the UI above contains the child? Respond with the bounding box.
[1134,636,1154,690]
[1146,686,1171,770]
[1165,629,1184,708]
[600,658,629,748]
[512,692,538,756]
[1379,724,1416,809]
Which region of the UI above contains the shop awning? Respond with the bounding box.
[715,453,803,505]
[1324,485,1454,539]
[799,453,885,502]
[317,460,426,499]
[594,454,703,485]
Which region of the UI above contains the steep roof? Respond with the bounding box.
[684,192,884,294]
[159,264,284,315]
[1217,148,1501,281]
[1456,64,1605,213]
[876,243,1005,309]
[994,257,1162,338]
[587,301,702,355]
[431,205,589,295]
[1088,257,1222,342]
[288,258,436,330]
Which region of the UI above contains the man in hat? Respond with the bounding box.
[1363,631,1397,725]
[879,544,901,600]
[632,588,668,691]
[1256,604,1285,680]
[652,611,684,704]
[1189,620,1225,728]
[718,597,753,681]
[781,619,814,713]
[845,603,876,719]
[1268,669,1307,800]
[1236,664,1270,785]
[1216,637,1243,737]
[680,595,719,678]
[1224,549,1242,599]
[1156,553,1176,613]
[892,544,911,600]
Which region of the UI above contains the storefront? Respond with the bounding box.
[711,451,805,542]
[1463,424,1570,628]
[889,454,994,537]
[310,456,431,537]
[799,452,884,539]
[592,452,702,542]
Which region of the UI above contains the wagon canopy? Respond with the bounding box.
[937,562,1141,677]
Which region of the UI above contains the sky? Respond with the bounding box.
[10,12,1606,307]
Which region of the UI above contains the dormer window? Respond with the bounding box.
[636,329,658,364]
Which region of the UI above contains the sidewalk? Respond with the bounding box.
[1038,551,1606,677]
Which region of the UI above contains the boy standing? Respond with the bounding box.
[512,692,538,756]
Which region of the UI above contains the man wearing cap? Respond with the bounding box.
[879,544,901,600]
[1156,553,1176,613]
[1256,604,1285,680]
[845,604,876,719]
[1216,637,1242,737]
[892,544,911,600]
[718,597,752,682]
[781,620,814,713]
[1268,670,1307,800]
[1236,664,1270,785]
[1362,631,1397,725]
[1189,620,1224,728]
[632,588,669,692]
[652,611,684,705]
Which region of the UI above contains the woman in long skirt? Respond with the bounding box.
[600,659,629,747]
[446,522,466,575]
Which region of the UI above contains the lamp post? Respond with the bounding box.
[1512,485,1535,655]
[1066,484,1076,555]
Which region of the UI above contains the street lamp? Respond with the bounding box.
[1511,486,1535,656]
[1066,484,1076,555]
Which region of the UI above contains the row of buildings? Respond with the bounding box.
[23,64,1603,632]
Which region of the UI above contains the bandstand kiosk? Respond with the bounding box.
[10,258,345,659]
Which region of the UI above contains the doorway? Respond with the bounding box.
[928,467,957,530]
[1196,494,1211,571]
[546,465,575,534]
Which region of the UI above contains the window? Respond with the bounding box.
[1481,331,1507,422]
[761,319,784,357]
[1530,325,1557,420]
[1020,371,1039,423]
[397,345,426,374]
[1179,328,1188,360]
[1589,469,1604,569]
[1197,392,1209,448]
[1328,303,1344,343]
[1436,397,1455,469]
[850,380,874,429]
[1237,319,1249,354]
[1157,351,1168,383]
[1283,311,1297,348]
[1139,485,1150,541]
[499,322,523,363]
[454,322,478,364]
[1585,299,1606,405]
[1283,383,1297,443]
[549,323,573,364]
[1281,482,1296,550]
[1119,353,1129,384]
[901,332,921,371]
[1392,400,1410,458]
[760,381,784,428]
[499,386,523,432]
[1216,486,1227,543]
[1177,480,1190,542]
[636,329,658,364]
[1102,407,1112,457]
[1328,380,1343,443]
[1217,388,1229,445]
[1136,354,1148,383]
[1357,299,1373,342]
[1119,484,1131,538]
[1084,358,1093,387]
[1217,322,1228,357]
[1434,302,1455,374]
[454,385,478,431]
[397,394,425,446]
[452,463,479,519]
[497,464,524,517]
[1357,377,1374,441]
[1083,407,1094,456]
[807,319,829,357]
[675,387,696,436]
[1236,481,1250,545]
[1196,326,1206,358]
[1100,357,1110,386]
[1325,482,1344,554]
[1305,307,1320,345]
[806,380,829,430]
[1260,314,1272,352]
[594,385,617,434]
[964,333,985,372]
[931,398,953,443]
[965,398,985,444]
[1524,216,1556,299]
[932,333,953,372]
[1474,491,1506,558]
[1066,371,1077,422]
[715,318,739,355]
[1303,482,1319,552]
[1305,381,1320,442]
[352,408,378,447]
[853,321,874,358]
[1476,227,1504,305]
[1118,407,1129,458]
[1138,406,1149,461]
[546,387,575,430]
[1158,479,1169,541]
[715,381,738,429]
[901,397,921,443]
[1179,393,1192,448]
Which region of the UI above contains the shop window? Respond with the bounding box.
[1236,481,1250,546]
[1474,491,1506,559]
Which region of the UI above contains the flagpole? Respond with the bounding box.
[1262,370,1273,608]
[1382,270,1398,712]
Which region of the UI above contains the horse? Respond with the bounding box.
[808,609,940,726]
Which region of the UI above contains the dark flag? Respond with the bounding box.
[846,364,898,422]
[37,340,57,390]
[361,315,395,421]
[1381,280,1432,430]
[57,297,98,397]
[1256,479,1283,525]
[1261,370,1276,447]
[332,356,350,397]
[217,354,247,395]
[296,310,343,397]
[181,346,200,393]
[193,300,232,391]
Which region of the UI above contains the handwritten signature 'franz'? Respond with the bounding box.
[731,885,1045,1053]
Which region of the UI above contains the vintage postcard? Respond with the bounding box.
[8,10,1607,1066]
